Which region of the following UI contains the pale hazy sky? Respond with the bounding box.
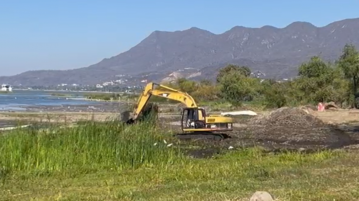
[1,0,359,76]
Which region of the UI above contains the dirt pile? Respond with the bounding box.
[243,107,354,150]
[250,107,325,127]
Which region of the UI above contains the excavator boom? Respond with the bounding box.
[131,82,198,120]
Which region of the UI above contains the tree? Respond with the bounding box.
[217,71,259,106]
[198,79,213,86]
[337,44,359,107]
[298,56,332,78]
[216,64,251,83]
[262,81,288,108]
[176,78,197,94]
[292,56,347,104]
[192,84,219,101]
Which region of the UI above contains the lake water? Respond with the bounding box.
[0,90,99,111]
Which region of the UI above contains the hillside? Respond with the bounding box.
[1,18,359,87]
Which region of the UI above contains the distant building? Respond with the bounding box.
[1,84,12,92]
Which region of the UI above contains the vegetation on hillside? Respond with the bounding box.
[159,44,359,109]
[78,44,359,111]
[50,44,359,110]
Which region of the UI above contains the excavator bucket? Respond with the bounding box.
[120,103,159,124]
[119,110,135,124]
[126,118,135,124]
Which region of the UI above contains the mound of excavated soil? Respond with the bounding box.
[243,107,354,150]
[250,107,325,127]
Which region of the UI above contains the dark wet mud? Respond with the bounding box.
[160,107,359,158]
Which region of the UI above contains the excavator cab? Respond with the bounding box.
[181,107,206,130]
[180,107,233,133]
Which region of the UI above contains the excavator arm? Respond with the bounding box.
[131,82,198,120]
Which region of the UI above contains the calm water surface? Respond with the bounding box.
[0,90,98,111]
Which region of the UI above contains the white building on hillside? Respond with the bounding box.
[1,84,12,92]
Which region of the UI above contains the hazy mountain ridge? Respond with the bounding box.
[1,18,359,86]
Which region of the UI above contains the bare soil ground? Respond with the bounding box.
[23,101,124,113]
[0,102,123,128]
[238,108,359,151]
[0,112,118,129]
[159,107,359,156]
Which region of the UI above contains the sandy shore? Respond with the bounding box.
[21,101,128,113]
[0,120,24,128]
[0,101,130,128]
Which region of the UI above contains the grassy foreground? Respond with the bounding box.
[1,120,359,200]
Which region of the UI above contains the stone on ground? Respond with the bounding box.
[249,191,274,201]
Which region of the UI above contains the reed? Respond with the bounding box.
[0,119,182,175]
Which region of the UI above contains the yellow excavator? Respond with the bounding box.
[122,82,233,138]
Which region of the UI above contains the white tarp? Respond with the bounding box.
[221,110,257,116]
[0,125,29,131]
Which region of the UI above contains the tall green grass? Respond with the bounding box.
[0,119,182,175]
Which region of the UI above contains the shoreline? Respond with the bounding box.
[0,101,129,128]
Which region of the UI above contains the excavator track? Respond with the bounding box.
[174,132,231,141]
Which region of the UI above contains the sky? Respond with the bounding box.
[1,0,359,76]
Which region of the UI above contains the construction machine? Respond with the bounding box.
[122,82,233,138]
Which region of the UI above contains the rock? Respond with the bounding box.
[250,191,274,201]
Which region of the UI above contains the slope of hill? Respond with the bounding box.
[1,18,359,86]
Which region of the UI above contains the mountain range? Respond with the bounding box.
[1,18,359,87]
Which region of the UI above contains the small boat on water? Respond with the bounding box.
[1,84,12,92]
